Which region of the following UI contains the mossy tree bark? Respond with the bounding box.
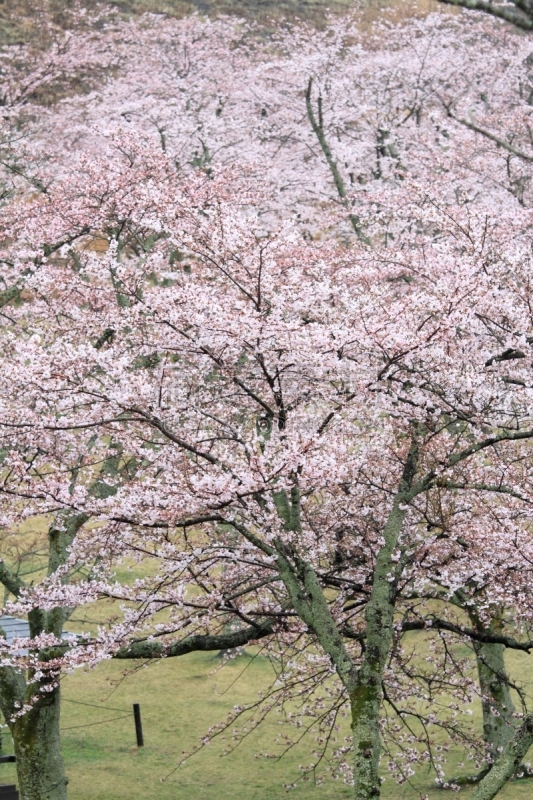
[349,500,408,799]
[0,631,68,800]
[0,442,128,799]
[474,638,516,761]
[0,511,87,800]
[273,436,420,800]
[349,435,419,800]
[456,604,517,763]
[443,598,518,778]
[10,684,67,800]
[447,637,518,786]
[472,713,533,800]
[443,600,519,783]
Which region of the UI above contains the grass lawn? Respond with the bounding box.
[3,531,533,798]
[1,645,532,799]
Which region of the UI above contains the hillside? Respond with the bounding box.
[0,0,445,45]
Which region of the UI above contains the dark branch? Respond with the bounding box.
[403,618,533,652]
[114,616,276,659]
[435,0,533,30]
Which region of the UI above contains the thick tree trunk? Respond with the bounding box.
[350,681,382,799]
[474,640,516,761]
[350,437,419,800]
[350,500,403,800]
[449,641,518,786]
[11,684,68,800]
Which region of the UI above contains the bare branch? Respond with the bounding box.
[435,0,533,30]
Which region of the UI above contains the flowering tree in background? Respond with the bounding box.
[28,11,532,229]
[0,7,121,268]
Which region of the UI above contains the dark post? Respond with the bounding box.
[133,703,144,747]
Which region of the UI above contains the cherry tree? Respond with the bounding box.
[3,117,533,800]
[0,6,123,211]
[30,11,531,230]
[4,9,531,239]
[0,30,135,788]
[3,7,533,799]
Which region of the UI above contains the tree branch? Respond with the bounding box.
[435,0,533,30]
[114,616,276,659]
[445,108,533,162]
[403,618,533,652]
[305,77,368,242]
[473,713,533,799]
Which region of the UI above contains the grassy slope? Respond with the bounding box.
[58,648,533,799]
[0,643,531,799]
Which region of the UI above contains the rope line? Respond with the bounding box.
[63,697,129,713]
[61,714,132,732]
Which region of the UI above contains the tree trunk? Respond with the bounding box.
[473,713,533,800]
[350,436,419,800]
[474,640,516,761]
[350,680,382,799]
[272,440,418,800]
[350,523,398,800]
[11,684,68,800]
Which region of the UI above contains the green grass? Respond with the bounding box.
[1,645,532,799]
